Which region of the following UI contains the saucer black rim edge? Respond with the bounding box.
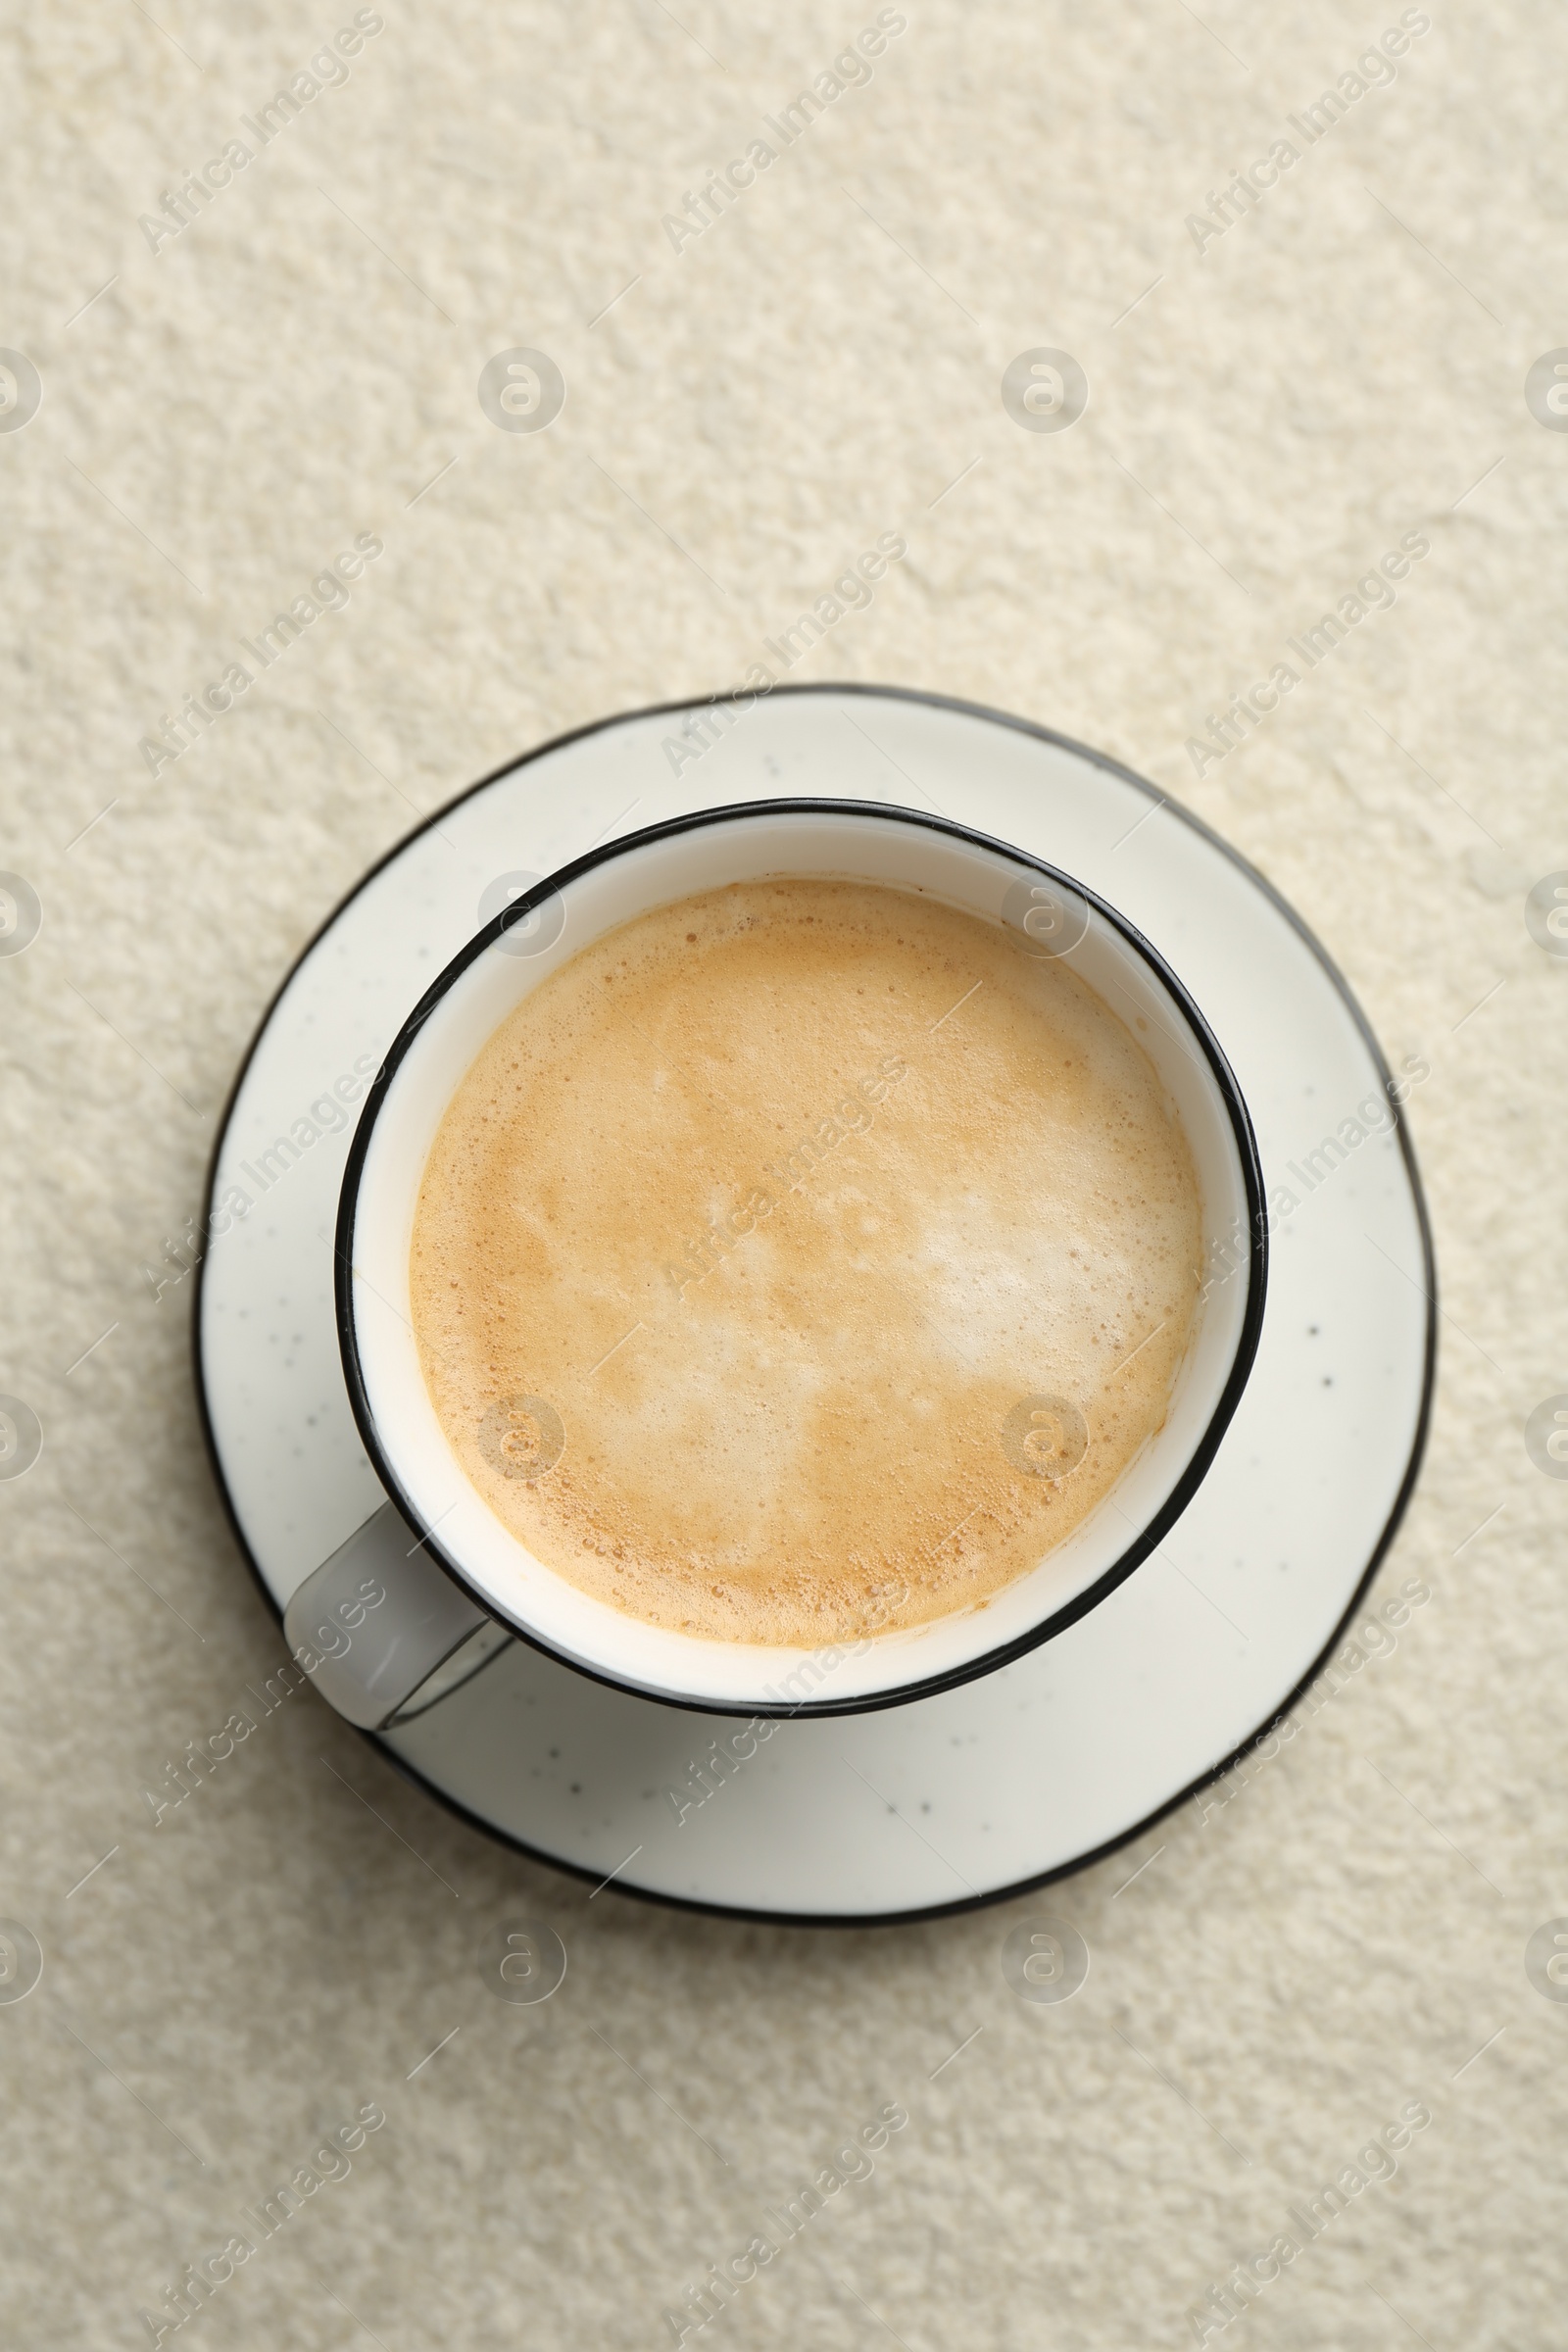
[191,680,1437,1930]
[332,792,1269,1720]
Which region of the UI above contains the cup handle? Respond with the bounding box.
[282,1500,514,1731]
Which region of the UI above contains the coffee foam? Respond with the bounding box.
[409,878,1204,1646]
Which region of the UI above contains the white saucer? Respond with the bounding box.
[196,688,1433,1923]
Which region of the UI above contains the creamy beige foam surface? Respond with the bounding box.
[409,879,1204,1646]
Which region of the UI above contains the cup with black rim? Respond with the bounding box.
[283,800,1267,1729]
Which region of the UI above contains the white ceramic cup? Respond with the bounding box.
[283,801,1267,1728]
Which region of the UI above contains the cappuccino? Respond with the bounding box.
[410,879,1203,1646]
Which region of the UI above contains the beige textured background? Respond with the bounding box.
[3,0,1566,2345]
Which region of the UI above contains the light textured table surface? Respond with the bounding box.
[3,1,1565,2345]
